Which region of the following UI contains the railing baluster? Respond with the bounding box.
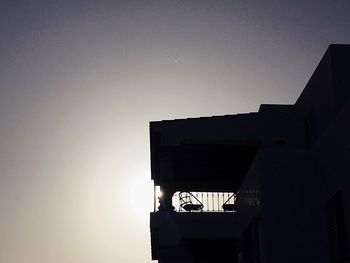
[201,192,203,209]
[212,192,214,211]
[217,192,219,211]
[207,192,209,211]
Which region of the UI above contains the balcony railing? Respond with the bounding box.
[172,191,236,212]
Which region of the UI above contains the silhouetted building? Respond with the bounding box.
[149,44,350,263]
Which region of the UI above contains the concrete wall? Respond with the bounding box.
[260,149,329,263]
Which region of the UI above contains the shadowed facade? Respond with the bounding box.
[149,44,350,263]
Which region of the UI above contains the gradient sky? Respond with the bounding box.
[1,1,350,262]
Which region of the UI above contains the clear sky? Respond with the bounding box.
[1,1,350,262]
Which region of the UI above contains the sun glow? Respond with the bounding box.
[155,185,163,199]
[128,174,154,222]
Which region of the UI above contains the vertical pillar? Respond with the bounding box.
[158,185,175,212]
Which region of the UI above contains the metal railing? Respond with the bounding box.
[172,191,236,212]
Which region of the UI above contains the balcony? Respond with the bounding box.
[153,185,237,213]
